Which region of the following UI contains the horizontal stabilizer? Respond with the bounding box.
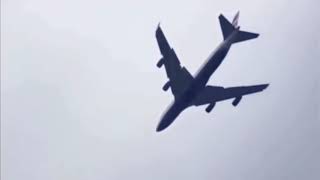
[233,30,259,43]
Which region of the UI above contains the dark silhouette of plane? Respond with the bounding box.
[155,12,269,132]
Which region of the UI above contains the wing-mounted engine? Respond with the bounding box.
[232,96,242,106]
[162,81,170,91]
[205,102,216,113]
[157,58,164,68]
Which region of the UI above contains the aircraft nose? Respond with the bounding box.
[156,125,164,132]
[156,111,174,132]
[156,102,184,132]
[156,120,168,132]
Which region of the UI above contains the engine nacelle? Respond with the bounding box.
[232,96,242,106]
[162,81,170,91]
[205,103,216,113]
[157,58,164,68]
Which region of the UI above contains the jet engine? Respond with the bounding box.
[162,81,170,91]
[157,58,164,68]
[205,103,216,113]
[232,96,242,106]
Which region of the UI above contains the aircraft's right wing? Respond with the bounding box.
[193,84,269,106]
[156,25,193,98]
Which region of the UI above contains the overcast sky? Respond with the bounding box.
[1,0,320,179]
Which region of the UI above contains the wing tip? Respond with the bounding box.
[259,84,269,91]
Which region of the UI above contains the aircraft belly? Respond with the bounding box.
[195,47,230,87]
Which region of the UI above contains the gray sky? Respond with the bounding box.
[1,0,319,179]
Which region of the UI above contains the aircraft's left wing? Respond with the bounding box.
[156,25,193,97]
[193,84,269,106]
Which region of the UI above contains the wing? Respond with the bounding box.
[156,25,193,97]
[193,84,269,106]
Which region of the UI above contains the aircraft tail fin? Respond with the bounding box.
[219,14,234,40]
[219,11,259,43]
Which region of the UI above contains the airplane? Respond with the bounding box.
[155,12,269,132]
